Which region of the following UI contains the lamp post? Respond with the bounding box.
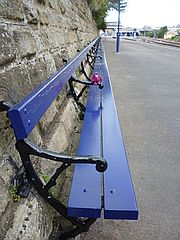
[116,0,120,52]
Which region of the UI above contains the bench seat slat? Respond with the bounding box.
[102,56,138,220]
[68,86,102,218]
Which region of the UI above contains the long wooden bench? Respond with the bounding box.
[0,37,138,239]
[68,42,138,221]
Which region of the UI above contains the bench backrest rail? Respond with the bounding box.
[7,37,100,140]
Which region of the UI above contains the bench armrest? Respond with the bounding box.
[16,139,107,173]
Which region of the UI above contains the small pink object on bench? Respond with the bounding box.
[91,72,102,85]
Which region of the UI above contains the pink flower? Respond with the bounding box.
[91,72,102,85]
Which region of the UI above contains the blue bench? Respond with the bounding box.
[68,43,138,221]
[0,37,138,239]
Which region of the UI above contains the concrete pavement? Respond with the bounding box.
[80,39,180,240]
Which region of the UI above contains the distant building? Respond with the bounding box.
[105,22,123,36]
[164,30,177,39]
[105,22,139,37]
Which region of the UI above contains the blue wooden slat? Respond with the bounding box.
[101,48,138,220]
[68,85,102,218]
[7,38,100,140]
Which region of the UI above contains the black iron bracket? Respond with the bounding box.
[80,61,91,81]
[86,54,102,69]
[68,76,89,112]
[0,101,13,112]
[12,165,31,198]
[68,76,103,114]
[86,54,94,69]
[16,139,107,173]
[87,54,102,60]
[15,138,107,239]
[86,40,102,68]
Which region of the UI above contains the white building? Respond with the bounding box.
[105,22,140,37]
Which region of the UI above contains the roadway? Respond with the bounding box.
[80,39,180,240]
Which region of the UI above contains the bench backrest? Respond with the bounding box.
[7,37,100,140]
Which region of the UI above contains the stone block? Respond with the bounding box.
[43,53,57,76]
[48,110,70,153]
[68,31,79,44]
[4,196,53,240]
[40,120,69,176]
[37,0,46,4]
[13,30,37,58]
[0,27,16,67]
[23,0,39,24]
[0,63,32,103]
[0,0,24,21]
[37,8,49,25]
[58,1,66,14]
[32,28,49,53]
[60,99,79,136]
[38,103,59,134]
[26,58,49,89]
[29,126,42,146]
[48,0,58,10]
[70,23,78,31]
[45,28,65,49]
[0,154,18,188]
[53,52,64,70]
[0,178,11,216]
[46,8,63,27]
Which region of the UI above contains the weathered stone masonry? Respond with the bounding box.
[0,1,98,239]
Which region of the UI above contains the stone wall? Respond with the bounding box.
[0,0,98,239]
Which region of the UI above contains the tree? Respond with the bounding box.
[87,0,127,30]
[88,0,108,30]
[157,26,168,38]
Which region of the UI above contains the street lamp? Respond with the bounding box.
[116,0,120,52]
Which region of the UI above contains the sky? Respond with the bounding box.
[106,0,180,28]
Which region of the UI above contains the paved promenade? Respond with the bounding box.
[80,39,180,240]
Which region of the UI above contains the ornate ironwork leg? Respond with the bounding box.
[15,139,107,239]
[80,61,91,81]
[68,76,103,115]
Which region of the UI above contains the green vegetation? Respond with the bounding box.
[41,173,51,183]
[171,35,180,42]
[157,26,168,38]
[144,26,168,39]
[40,173,57,197]
[87,0,127,30]
[10,186,21,202]
[145,31,154,38]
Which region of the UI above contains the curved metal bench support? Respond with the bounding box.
[68,76,103,113]
[15,139,107,239]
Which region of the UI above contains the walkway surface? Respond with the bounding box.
[80,39,180,240]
